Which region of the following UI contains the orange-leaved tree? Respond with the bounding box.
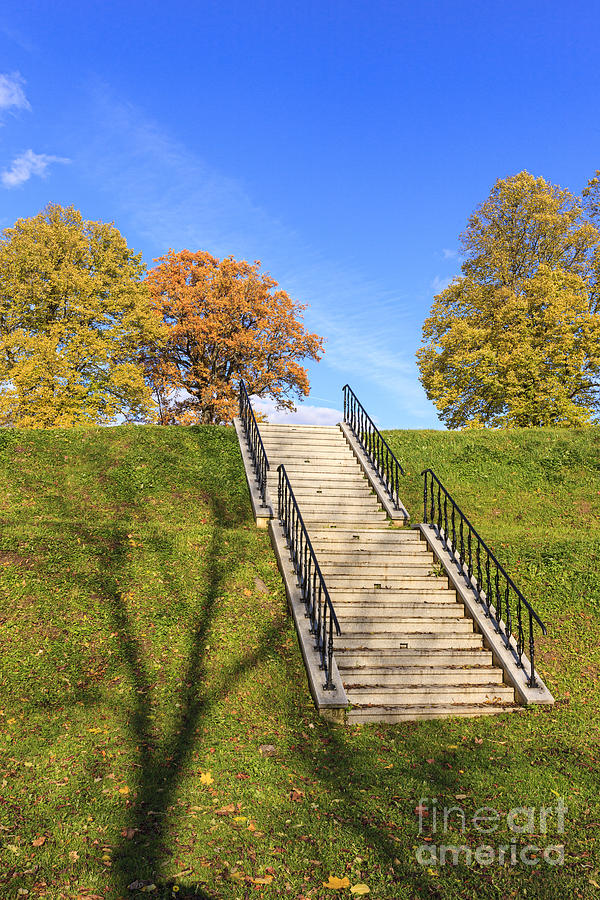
[145,250,324,424]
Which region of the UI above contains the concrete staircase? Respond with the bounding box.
[259,422,518,723]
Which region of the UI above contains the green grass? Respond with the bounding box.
[0,424,599,899]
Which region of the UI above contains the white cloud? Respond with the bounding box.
[0,72,30,113]
[1,149,70,188]
[442,247,458,259]
[252,396,342,426]
[431,275,453,294]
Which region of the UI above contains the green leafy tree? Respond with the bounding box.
[0,204,164,427]
[417,171,600,427]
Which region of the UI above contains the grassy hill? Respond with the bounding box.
[0,425,598,899]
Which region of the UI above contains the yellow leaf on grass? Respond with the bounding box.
[350,886,370,896]
[118,786,130,795]
[200,771,214,785]
[233,816,247,823]
[252,875,274,885]
[323,875,350,889]
[243,589,252,597]
[32,835,46,847]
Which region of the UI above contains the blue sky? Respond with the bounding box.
[1,0,599,427]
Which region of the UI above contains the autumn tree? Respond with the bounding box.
[145,250,323,424]
[0,204,164,427]
[417,171,600,427]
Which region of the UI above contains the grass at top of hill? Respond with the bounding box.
[0,424,598,900]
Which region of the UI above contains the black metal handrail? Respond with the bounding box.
[278,464,341,690]
[342,384,405,510]
[239,381,270,504]
[422,468,547,688]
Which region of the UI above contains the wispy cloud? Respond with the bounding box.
[431,274,453,294]
[0,71,30,113]
[253,396,343,426]
[442,247,458,259]
[1,149,70,188]
[78,85,438,426]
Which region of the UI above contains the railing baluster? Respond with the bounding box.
[342,385,405,511]
[420,468,547,684]
[277,464,341,691]
[239,381,270,504]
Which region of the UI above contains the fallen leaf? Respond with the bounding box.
[118,786,130,795]
[259,744,277,758]
[243,589,252,597]
[233,815,247,823]
[290,789,305,802]
[121,827,138,840]
[414,805,429,818]
[216,803,236,816]
[200,771,214,785]
[32,835,46,847]
[323,875,350,889]
[252,875,274,885]
[350,886,370,896]
[69,851,79,861]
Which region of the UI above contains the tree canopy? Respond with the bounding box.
[417,171,600,427]
[0,204,163,427]
[145,250,323,424]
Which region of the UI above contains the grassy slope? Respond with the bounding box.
[0,424,597,900]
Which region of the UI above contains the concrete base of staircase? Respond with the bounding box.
[418,523,554,707]
[268,517,349,720]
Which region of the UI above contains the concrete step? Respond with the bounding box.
[327,587,456,601]
[316,548,432,562]
[259,425,341,433]
[336,666,505,686]
[325,576,449,589]
[333,603,466,617]
[335,633,484,650]
[268,484,375,498]
[288,497,380,509]
[336,618,474,634]
[346,702,519,723]
[261,439,348,451]
[309,529,420,544]
[320,564,439,577]
[335,648,493,666]
[300,515,388,526]
[344,684,515,705]
[266,452,356,463]
[267,471,367,482]
[273,467,364,479]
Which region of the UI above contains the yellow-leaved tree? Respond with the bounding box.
[417,171,600,427]
[0,204,164,427]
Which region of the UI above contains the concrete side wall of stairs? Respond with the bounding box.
[236,419,553,723]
